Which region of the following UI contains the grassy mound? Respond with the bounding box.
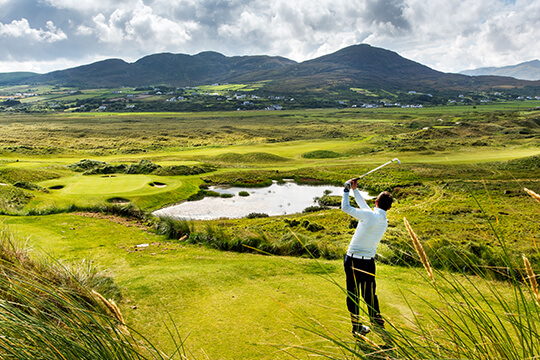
[0,167,62,184]
[496,154,540,170]
[211,152,290,163]
[0,185,34,213]
[301,150,345,159]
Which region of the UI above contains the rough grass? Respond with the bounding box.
[4,209,538,359]
[302,150,345,158]
[0,167,64,183]
[208,152,291,164]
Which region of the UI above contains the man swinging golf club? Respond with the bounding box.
[342,161,396,339]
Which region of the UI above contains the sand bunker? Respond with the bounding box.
[106,197,130,204]
[49,185,65,190]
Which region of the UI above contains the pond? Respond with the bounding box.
[153,180,372,220]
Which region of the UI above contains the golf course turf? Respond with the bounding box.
[0,103,539,358]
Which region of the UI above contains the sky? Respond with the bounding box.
[0,0,538,74]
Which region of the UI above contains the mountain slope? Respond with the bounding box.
[460,60,540,81]
[234,44,538,93]
[11,44,540,94]
[31,52,296,87]
[0,72,39,86]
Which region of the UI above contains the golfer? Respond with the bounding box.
[342,178,393,337]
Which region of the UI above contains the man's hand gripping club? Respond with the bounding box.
[344,178,358,191]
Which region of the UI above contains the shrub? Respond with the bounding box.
[68,159,107,172]
[155,217,193,240]
[303,205,329,213]
[284,219,301,227]
[239,191,250,197]
[125,159,161,174]
[246,212,269,219]
[155,165,216,176]
[301,220,325,232]
[317,195,341,207]
[302,150,344,159]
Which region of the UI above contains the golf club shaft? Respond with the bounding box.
[352,158,400,181]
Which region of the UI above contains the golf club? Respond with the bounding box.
[352,158,401,181]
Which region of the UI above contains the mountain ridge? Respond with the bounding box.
[460,60,540,81]
[2,44,539,94]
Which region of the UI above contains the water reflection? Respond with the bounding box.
[153,181,372,220]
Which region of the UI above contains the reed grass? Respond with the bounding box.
[287,192,540,359]
[0,226,187,360]
[523,255,540,304]
[525,187,540,203]
[403,217,433,282]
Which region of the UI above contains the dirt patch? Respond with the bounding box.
[74,212,149,230]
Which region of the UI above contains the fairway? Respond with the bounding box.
[3,213,533,359]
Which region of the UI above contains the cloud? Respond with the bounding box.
[40,0,133,12]
[0,18,67,42]
[0,0,538,73]
[364,0,540,72]
[76,4,199,52]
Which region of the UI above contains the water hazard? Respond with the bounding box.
[153,180,372,220]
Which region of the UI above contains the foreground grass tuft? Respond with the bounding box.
[0,226,186,360]
[290,189,540,359]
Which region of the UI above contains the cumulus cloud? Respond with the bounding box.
[75,3,198,53]
[0,18,67,42]
[0,0,538,73]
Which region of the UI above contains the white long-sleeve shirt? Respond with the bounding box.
[342,188,388,258]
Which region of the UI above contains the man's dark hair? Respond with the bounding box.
[376,191,393,211]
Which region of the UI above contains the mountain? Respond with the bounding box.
[32,52,296,87]
[460,60,540,81]
[0,72,39,86]
[10,45,540,94]
[231,44,539,94]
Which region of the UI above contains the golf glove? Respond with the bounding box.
[344,180,352,191]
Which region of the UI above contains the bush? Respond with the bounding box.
[155,164,216,176]
[239,191,250,197]
[303,205,329,213]
[317,195,341,207]
[246,212,269,219]
[302,150,344,159]
[155,217,193,240]
[69,159,162,175]
[68,159,107,172]
[125,159,161,174]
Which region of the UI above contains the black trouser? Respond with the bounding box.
[344,254,384,330]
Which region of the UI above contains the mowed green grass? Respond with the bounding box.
[2,135,538,212]
[2,213,518,359]
[30,174,201,210]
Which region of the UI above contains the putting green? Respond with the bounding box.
[52,175,158,196]
[31,173,200,211]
